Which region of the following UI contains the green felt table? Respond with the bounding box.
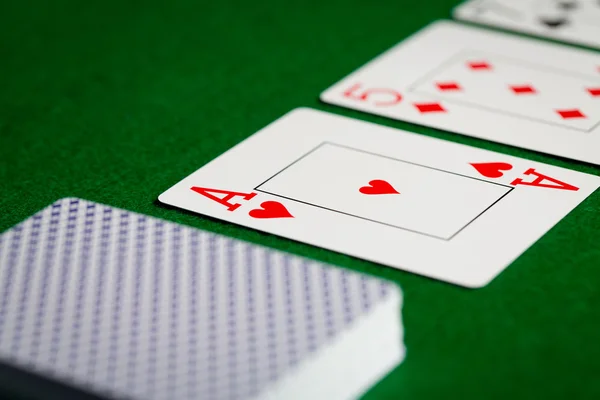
[1,0,600,399]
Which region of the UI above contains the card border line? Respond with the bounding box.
[254,142,515,241]
[406,48,600,133]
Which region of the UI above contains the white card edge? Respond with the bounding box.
[257,294,404,400]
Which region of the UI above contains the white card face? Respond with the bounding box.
[320,21,600,165]
[454,0,600,50]
[159,108,600,288]
[259,143,511,240]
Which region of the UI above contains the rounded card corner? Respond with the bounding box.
[157,192,170,205]
[287,107,317,117]
[462,275,494,289]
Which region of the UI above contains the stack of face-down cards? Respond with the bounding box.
[0,198,403,400]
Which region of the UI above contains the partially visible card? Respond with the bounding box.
[159,108,600,288]
[320,21,600,165]
[0,198,403,400]
[454,0,600,49]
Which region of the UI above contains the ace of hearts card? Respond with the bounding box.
[320,21,600,166]
[159,108,599,288]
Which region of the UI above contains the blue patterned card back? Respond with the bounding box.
[0,198,403,400]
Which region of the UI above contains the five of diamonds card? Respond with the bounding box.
[159,108,599,288]
[320,21,600,165]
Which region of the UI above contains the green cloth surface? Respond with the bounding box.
[1,0,599,398]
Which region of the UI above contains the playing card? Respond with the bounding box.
[454,0,600,50]
[320,21,600,165]
[0,198,404,400]
[159,108,599,288]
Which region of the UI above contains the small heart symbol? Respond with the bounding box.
[470,162,513,179]
[359,180,399,195]
[248,201,294,219]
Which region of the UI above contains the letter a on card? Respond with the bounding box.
[510,169,579,191]
[190,187,257,211]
